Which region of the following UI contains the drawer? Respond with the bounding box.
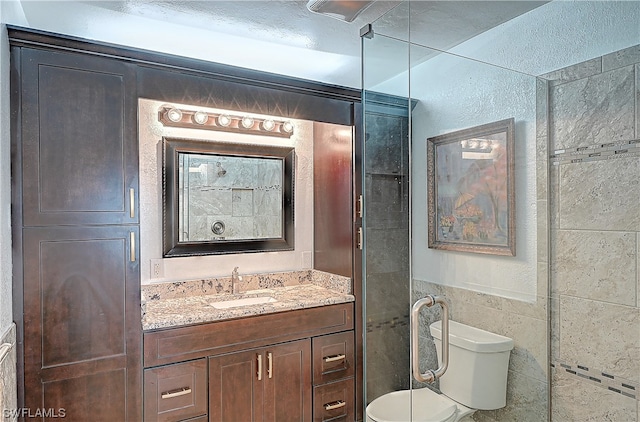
[313,378,354,422]
[145,302,354,367]
[312,331,354,385]
[144,359,208,422]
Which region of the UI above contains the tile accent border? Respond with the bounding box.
[553,360,638,400]
[550,139,640,165]
[365,314,410,333]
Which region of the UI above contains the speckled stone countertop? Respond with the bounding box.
[142,270,354,330]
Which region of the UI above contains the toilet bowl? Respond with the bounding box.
[366,320,514,422]
[366,387,474,422]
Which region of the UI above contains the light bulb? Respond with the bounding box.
[241,116,255,129]
[261,119,276,131]
[193,111,208,125]
[217,114,232,127]
[166,108,182,123]
[281,121,294,134]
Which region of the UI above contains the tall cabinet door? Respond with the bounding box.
[209,349,265,422]
[19,48,138,226]
[22,226,141,420]
[14,46,141,420]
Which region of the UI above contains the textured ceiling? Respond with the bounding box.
[19,1,547,87]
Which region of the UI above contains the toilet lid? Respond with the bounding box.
[366,388,457,422]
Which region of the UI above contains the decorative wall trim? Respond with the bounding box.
[550,139,640,165]
[552,360,638,400]
[365,315,409,333]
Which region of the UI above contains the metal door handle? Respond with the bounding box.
[257,353,263,381]
[323,354,346,363]
[324,400,346,411]
[411,294,449,383]
[267,352,273,379]
[161,387,191,399]
[129,188,135,219]
[130,232,136,262]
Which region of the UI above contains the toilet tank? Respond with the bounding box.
[430,320,514,410]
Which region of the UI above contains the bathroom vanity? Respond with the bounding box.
[10,27,363,421]
[141,271,356,421]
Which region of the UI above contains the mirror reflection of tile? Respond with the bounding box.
[183,155,283,241]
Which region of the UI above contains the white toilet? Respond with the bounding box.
[366,320,514,422]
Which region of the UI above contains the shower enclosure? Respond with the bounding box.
[361,1,640,421]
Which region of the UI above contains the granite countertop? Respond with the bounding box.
[142,270,354,331]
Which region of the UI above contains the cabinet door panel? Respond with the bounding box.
[264,340,312,422]
[22,226,141,419]
[43,369,127,422]
[40,237,126,367]
[21,48,138,225]
[209,349,263,422]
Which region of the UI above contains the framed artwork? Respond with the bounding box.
[427,118,515,256]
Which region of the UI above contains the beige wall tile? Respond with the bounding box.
[502,313,547,382]
[495,371,548,422]
[553,230,637,306]
[552,367,638,421]
[558,157,640,231]
[559,295,640,383]
[550,65,634,150]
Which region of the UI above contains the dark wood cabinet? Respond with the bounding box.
[311,333,355,422]
[12,46,141,420]
[144,359,208,422]
[19,48,139,226]
[143,305,354,421]
[10,26,363,422]
[209,339,312,422]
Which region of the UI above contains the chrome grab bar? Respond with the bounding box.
[411,294,449,383]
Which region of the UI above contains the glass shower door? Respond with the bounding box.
[362,2,550,421]
[361,5,415,418]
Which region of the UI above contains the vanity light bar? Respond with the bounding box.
[159,107,294,138]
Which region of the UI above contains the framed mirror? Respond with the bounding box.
[163,137,295,256]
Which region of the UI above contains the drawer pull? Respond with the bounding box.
[324,400,346,411]
[161,387,191,399]
[324,354,346,363]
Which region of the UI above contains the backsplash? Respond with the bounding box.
[142,269,351,303]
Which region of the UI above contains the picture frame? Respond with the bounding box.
[427,118,516,256]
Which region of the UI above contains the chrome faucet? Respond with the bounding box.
[231,267,243,294]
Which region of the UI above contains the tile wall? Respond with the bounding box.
[413,277,549,422]
[0,324,16,422]
[545,44,640,421]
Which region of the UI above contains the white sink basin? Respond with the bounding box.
[210,296,277,309]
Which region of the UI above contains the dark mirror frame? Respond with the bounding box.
[163,137,295,257]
